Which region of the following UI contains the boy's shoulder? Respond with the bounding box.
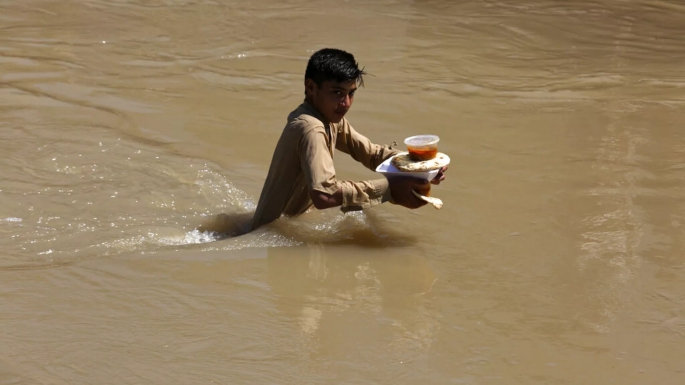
[286,104,326,134]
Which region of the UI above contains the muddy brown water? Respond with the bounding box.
[2,0,685,384]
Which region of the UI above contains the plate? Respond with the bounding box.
[375,153,444,180]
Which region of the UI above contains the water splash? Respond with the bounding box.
[195,166,256,212]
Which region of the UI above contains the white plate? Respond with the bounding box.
[375,153,444,180]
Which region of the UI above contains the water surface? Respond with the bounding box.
[1,0,684,383]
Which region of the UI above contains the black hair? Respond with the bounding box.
[304,48,366,88]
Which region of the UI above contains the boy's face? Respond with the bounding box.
[305,79,357,124]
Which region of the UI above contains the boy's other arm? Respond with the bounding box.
[335,120,399,171]
[309,177,427,210]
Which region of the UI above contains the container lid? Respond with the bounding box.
[404,135,440,147]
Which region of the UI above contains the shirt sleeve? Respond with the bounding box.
[300,127,338,196]
[300,126,392,212]
[335,119,401,171]
[339,178,393,212]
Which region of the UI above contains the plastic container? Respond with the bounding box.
[404,135,440,161]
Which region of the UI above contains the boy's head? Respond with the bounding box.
[304,48,366,87]
[304,48,366,124]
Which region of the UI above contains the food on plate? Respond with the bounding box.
[391,152,450,172]
[379,135,450,210]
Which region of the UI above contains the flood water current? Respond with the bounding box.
[1,0,685,383]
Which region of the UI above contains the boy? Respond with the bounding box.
[251,48,446,230]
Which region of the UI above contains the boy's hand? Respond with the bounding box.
[388,176,429,209]
[431,166,448,185]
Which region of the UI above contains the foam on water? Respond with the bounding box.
[162,229,223,245]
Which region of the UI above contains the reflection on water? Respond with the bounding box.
[266,244,439,363]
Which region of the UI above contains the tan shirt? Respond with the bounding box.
[251,101,399,230]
